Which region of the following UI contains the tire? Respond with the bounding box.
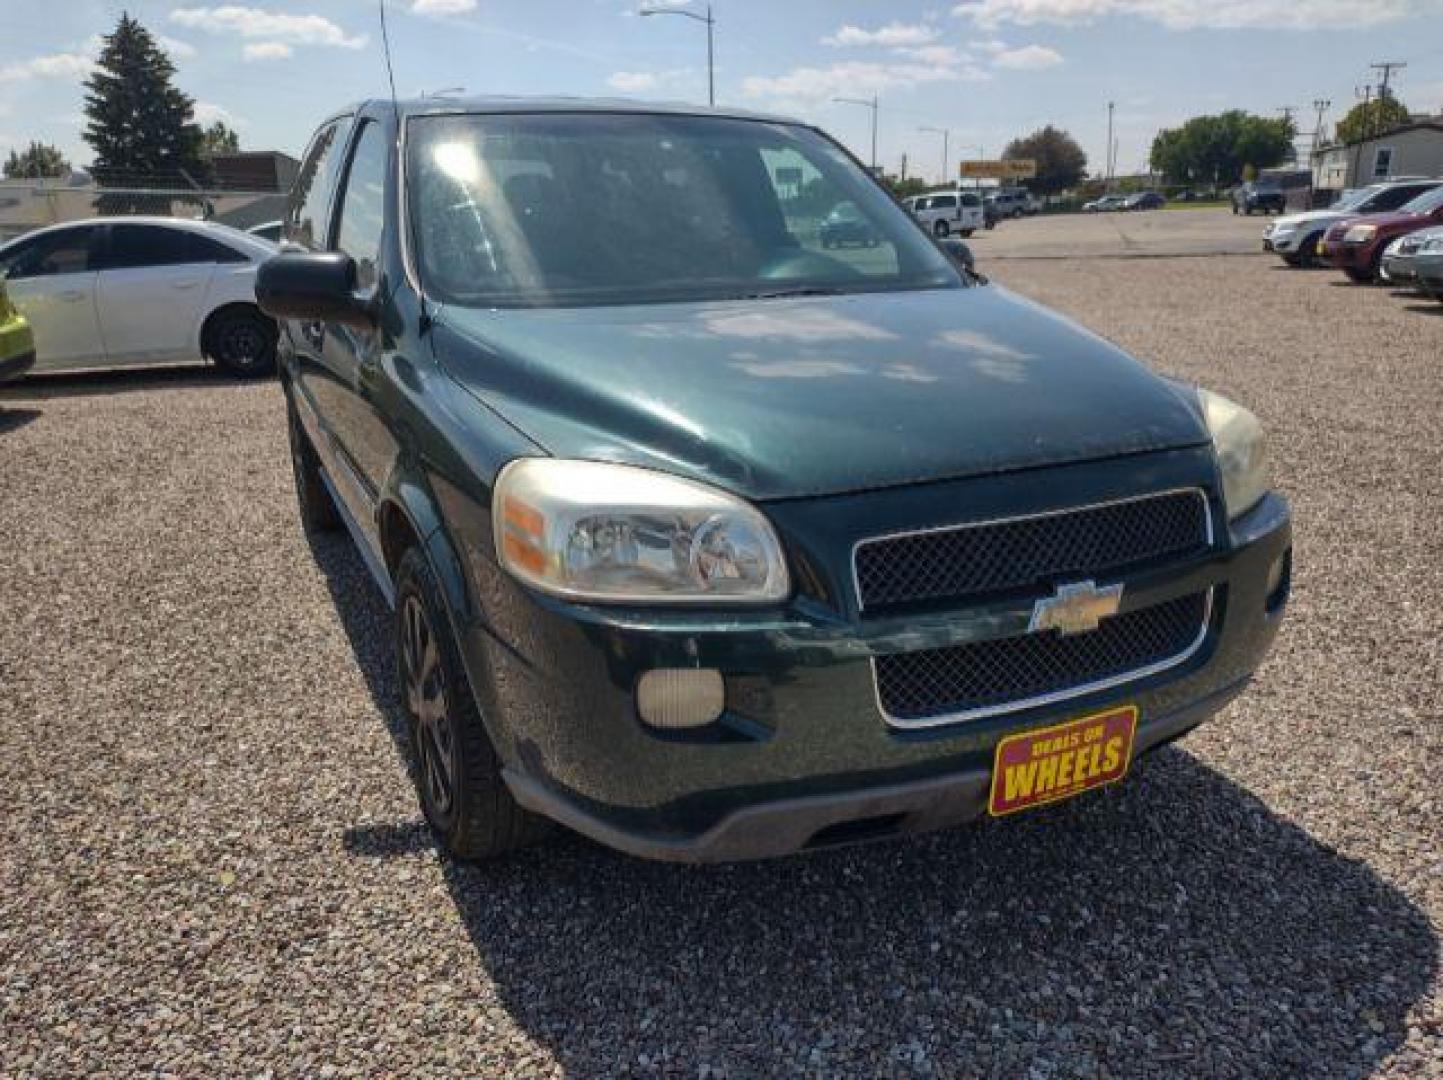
[205,306,277,377]
[933,220,950,238]
[1293,233,1322,268]
[395,547,545,861]
[1232,203,1239,215]
[287,395,340,534]
[1344,267,1373,284]
[960,229,974,238]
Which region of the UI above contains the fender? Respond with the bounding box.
[378,460,475,629]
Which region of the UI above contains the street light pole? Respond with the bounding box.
[919,126,950,186]
[1106,100,1115,187]
[835,95,879,170]
[638,2,715,106]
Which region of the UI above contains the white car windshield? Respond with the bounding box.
[406,111,960,308]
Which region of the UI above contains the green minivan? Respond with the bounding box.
[0,276,36,385]
[257,99,1290,862]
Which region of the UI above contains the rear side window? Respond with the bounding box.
[188,234,249,264]
[960,194,980,207]
[931,195,956,209]
[0,226,98,279]
[102,225,194,269]
[333,120,390,291]
[288,117,355,249]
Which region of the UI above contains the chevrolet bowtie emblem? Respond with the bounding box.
[1029,580,1124,636]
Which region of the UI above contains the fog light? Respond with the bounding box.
[637,669,725,729]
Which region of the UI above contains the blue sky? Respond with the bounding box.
[3,1,1443,183]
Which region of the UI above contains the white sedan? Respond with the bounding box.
[0,217,279,377]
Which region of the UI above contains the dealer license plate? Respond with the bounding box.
[988,705,1137,816]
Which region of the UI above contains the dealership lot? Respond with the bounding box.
[1,218,1439,1076]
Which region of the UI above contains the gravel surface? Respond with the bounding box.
[975,206,1266,259]
[1,252,1439,1077]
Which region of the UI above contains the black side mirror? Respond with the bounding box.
[255,251,375,330]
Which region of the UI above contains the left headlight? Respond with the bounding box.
[1199,388,1269,521]
[1343,223,1377,243]
[493,458,790,604]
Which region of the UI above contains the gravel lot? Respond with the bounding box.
[2,240,1440,1077]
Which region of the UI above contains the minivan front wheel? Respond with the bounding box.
[395,548,545,860]
[933,220,950,238]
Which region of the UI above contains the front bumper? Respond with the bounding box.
[1414,253,1443,297]
[0,347,35,385]
[1321,238,1372,270]
[449,452,1291,861]
[1382,253,1418,283]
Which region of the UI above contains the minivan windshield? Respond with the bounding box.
[406,112,960,308]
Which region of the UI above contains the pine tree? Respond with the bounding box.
[83,13,211,213]
[4,142,70,180]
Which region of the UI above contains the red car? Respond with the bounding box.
[1320,184,1443,282]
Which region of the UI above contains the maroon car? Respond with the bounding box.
[1320,184,1443,283]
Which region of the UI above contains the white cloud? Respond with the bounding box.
[169,7,367,49]
[158,35,198,59]
[951,0,1439,29]
[893,44,964,64]
[0,51,93,83]
[607,71,658,92]
[193,102,242,127]
[992,44,1064,69]
[411,0,477,13]
[823,22,940,47]
[742,59,988,106]
[242,41,293,61]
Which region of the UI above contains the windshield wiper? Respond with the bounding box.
[744,285,848,300]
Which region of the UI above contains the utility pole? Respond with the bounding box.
[834,95,879,170]
[1371,61,1406,104]
[900,152,908,182]
[1106,101,1115,187]
[638,3,715,106]
[918,126,950,186]
[1351,83,1372,186]
[1310,98,1331,196]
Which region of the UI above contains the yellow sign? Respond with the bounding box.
[960,158,1037,180]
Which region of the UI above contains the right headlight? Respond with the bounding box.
[1343,223,1377,243]
[493,458,790,604]
[1198,388,1269,521]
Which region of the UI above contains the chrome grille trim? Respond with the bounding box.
[872,589,1214,729]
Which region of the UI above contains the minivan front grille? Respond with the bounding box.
[874,590,1211,726]
[854,490,1209,612]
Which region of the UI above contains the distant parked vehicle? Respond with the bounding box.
[0,217,279,376]
[1083,194,1128,213]
[913,191,984,237]
[986,188,1035,219]
[1378,226,1443,289]
[1412,233,1443,303]
[1124,191,1166,211]
[0,276,35,385]
[1319,184,1443,283]
[819,202,880,248]
[1232,182,1286,216]
[1263,179,1441,267]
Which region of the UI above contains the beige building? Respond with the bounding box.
[1313,120,1443,195]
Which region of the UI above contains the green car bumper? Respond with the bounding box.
[0,307,36,384]
[447,447,1292,861]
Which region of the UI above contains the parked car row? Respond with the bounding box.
[1263,177,1443,299]
[1083,191,1166,212]
[0,217,280,376]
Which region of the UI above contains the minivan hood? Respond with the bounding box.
[434,286,1208,501]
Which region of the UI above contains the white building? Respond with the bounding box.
[1313,120,1443,196]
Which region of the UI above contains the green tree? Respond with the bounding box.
[884,175,931,199]
[1335,95,1411,145]
[1149,111,1293,186]
[201,121,240,158]
[83,13,211,213]
[3,141,70,179]
[1002,125,1087,195]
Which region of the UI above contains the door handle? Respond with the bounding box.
[57,290,87,302]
